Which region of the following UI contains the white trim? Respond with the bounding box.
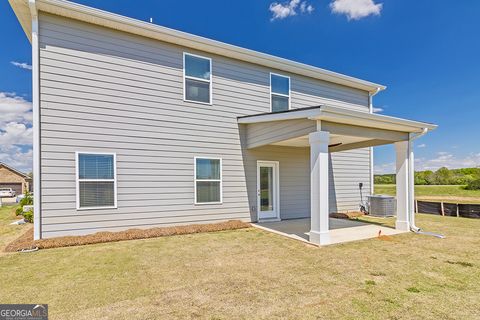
[238,105,437,133]
[76,152,117,210]
[29,0,41,240]
[10,0,386,93]
[256,160,280,221]
[239,107,320,124]
[369,92,374,196]
[270,72,291,112]
[183,52,213,105]
[194,156,223,205]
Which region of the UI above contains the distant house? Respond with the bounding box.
[0,163,32,195]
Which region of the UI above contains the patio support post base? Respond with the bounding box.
[309,130,330,245]
[309,230,331,246]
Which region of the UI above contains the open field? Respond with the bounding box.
[1,206,480,319]
[375,184,480,204]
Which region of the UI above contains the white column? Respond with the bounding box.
[309,130,330,245]
[395,140,411,231]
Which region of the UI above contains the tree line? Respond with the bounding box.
[375,167,480,188]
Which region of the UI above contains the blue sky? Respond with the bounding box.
[1,0,479,173]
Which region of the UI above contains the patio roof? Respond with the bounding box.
[238,105,437,133]
[238,106,437,151]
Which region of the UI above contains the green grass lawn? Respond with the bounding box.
[1,208,480,319]
[375,184,480,203]
[0,204,30,253]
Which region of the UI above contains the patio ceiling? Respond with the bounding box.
[238,105,437,152]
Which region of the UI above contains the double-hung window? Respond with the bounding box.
[194,157,222,204]
[184,53,212,104]
[76,152,117,209]
[270,73,290,112]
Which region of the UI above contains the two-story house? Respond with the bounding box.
[9,0,436,245]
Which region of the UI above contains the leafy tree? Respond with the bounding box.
[374,174,395,184]
[375,167,480,186]
[465,178,480,190]
[434,167,453,185]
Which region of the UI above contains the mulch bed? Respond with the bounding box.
[329,211,365,219]
[5,220,251,252]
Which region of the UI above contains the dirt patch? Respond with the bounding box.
[4,220,251,252]
[330,211,365,219]
[377,229,395,241]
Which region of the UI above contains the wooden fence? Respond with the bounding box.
[416,200,480,219]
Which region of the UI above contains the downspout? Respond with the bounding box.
[408,129,444,238]
[408,128,427,232]
[368,88,381,197]
[29,0,41,240]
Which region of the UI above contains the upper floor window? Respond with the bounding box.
[184,53,212,104]
[270,73,290,112]
[76,152,117,210]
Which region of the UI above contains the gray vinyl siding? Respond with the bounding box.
[245,119,316,149]
[329,149,372,213]
[38,13,371,237]
[244,146,371,220]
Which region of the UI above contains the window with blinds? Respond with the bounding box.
[76,153,117,209]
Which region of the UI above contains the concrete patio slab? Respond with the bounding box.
[253,218,407,246]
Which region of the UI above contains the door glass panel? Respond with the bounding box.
[260,166,274,212]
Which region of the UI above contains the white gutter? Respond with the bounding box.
[10,0,385,93]
[407,128,428,232]
[368,88,381,196]
[28,0,41,240]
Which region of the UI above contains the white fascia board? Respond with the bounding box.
[311,106,438,133]
[238,107,321,124]
[238,105,437,134]
[10,0,386,93]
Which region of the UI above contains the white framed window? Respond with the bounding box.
[194,157,222,204]
[270,73,290,112]
[76,152,117,210]
[184,52,212,104]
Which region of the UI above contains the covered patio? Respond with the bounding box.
[253,218,405,245]
[239,105,437,245]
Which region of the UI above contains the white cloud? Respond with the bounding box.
[0,122,33,146]
[300,2,314,13]
[415,152,480,171]
[372,107,383,113]
[269,0,314,20]
[330,0,383,20]
[417,144,426,148]
[0,92,33,172]
[0,92,32,128]
[11,61,32,70]
[375,152,480,174]
[374,162,395,175]
[0,145,32,173]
